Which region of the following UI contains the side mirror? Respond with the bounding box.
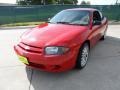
[93,20,101,25]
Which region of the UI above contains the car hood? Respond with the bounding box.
[21,23,88,47]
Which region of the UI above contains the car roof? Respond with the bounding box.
[66,8,97,12]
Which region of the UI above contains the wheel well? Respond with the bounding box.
[76,40,90,69]
[83,40,90,49]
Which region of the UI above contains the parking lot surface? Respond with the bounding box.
[0,25,120,90]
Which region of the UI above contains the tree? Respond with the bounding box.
[58,0,78,5]
[17,0,57,5]
[116,0,118,4]
[80,0,90,5]
[17,0,78,5]
[115,0,120,5]
[17,0,42,5]
[64,0,73,4]
[73,0,78,5]
[17,0,27,5]
[86,1,91,5]
[80,1,86,5]
[30,0,42,5]
[42,0,56,5]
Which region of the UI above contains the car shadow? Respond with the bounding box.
[25,36,120,90]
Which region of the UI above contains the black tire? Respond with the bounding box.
[76,43,90,70]
[100,33,105,40]
[100,27,107,40]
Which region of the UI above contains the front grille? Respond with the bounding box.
[18,42,42,54]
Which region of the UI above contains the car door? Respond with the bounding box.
[98,11,108,37]
[90,10,103,47]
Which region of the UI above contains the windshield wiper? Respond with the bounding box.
[52,21,87,26]
[47,21,56,24]
[56,21,70,24]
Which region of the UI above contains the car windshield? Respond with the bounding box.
[49,10,90,26]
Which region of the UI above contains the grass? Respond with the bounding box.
[0,21,45,27]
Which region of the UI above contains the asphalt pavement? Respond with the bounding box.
[0,25,120,90]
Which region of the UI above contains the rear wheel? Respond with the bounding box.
[100,31,106,40]
[100,34,106,40]
[76,43,90,69]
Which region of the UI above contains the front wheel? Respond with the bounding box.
[76,43,90,69]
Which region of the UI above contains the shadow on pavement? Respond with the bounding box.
[25,36,120,90]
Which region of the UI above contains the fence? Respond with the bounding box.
[0,5,120,24]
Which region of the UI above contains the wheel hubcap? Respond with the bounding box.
[81,46,89,67]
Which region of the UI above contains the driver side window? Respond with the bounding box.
[93,11,101,21]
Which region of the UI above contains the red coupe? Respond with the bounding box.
[14,8,108,72]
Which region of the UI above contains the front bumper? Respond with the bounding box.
[14,43,78,72]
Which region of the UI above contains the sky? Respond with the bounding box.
[0,0,16,4]
[0,0,119,5]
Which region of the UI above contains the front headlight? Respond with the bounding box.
[45,46,69,55]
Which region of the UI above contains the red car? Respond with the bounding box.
[14,8,108,72]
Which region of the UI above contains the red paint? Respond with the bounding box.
[14,8,108,72]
